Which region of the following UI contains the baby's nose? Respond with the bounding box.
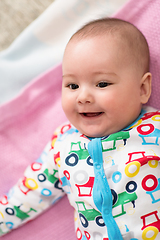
[77,88,93,104]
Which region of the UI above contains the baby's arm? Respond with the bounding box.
[0,137,65,236]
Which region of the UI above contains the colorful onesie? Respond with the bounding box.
[0,106,160,240]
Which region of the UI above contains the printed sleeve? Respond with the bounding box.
[0,131,65,236]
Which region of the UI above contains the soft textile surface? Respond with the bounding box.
[0,65,72,240]
[0,0,160,239]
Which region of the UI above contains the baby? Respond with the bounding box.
[0,18,160,240]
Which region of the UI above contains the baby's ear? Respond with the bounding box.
[140,72,152,104]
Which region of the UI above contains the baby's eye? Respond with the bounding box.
[67,84,79,89]
[97,82,110,88]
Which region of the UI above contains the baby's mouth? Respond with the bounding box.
[80,112,103,117]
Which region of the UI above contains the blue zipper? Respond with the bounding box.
[88,138,123,240]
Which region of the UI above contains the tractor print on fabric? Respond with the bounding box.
[76,201,105,228]
[141,211,160,240]
[125,151,160,178]
[65,142,92,167]
[101,131,130,152]
[112,181,138,218]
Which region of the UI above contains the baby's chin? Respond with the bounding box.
[74,122,123,138]
[79,129,111,139]
[79,125,124,138]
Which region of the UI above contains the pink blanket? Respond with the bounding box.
[1,0,160,239]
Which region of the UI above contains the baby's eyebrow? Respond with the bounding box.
[62,72,117,79]
[62,74,75,78]
[93,71,117,76]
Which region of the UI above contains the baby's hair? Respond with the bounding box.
[68,18,150,74]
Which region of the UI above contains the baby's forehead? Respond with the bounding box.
[64,32,136,68]
[67,29,135,57]
[65,20,149,73]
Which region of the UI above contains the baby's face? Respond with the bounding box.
[62,36,145,138]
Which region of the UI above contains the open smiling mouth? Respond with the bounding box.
[80,112,103,117]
